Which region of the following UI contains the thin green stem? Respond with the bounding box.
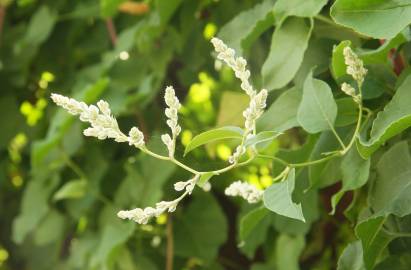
[60,150,88,180]
[330,125,346,150]
[314,14,336,25]
[258,152,340,168]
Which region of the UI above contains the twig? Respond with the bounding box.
[166,214,174,270]
[0,5,6,46]
[105,18,117,46]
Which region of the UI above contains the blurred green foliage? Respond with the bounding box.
[2,0,411,270]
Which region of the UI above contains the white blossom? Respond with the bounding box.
[211,37,256,97]
[51,93,144,146]
[162,86,182,157]
[343,46,367,85]
[117,199,179,224]
[243,89,268,131]
[173,174,199,195]
[224,180,263,203]
[228,145,246,164]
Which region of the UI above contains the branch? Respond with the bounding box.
[105,18,117,47]
[0,5,6,46]
[166,214,174,270]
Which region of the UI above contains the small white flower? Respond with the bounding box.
[128,127,144,147]
[51,93,139,145]
[162,86,182,157]
[228,145,246,164]
[343,47,367,85]
[243,89,268,131]
[211,37,256,97]
[225,181,263,204]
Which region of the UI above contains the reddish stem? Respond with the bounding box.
[105,18,117,47]
[0,6,6,46]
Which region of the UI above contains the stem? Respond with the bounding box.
[258,153,340,168]
[330,125,346,150]
[314,14,336,25]
[105,18,117,47]
[0,6,5,46]
[60,150,88,180]
[166,215,174,270]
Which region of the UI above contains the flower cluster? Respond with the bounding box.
[343,46,367,85]
[211,38,268,163]
[117,200,179,224]
[51,94,145,147]
[173,174,199,195]
[161,86,182,157]
[211,37,256,97]
[225,181,263,203]
[118,174,199,224]
[243,89,268,131]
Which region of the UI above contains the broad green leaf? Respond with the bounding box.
[244,131,281,147]
[374,254,411,270]
[331,147,370,214]
[262,17,313,90]
[24,6,57,46]
[197,172,214,187]
[174,193,227,262]
[239,207,269,242]
[331,40,351,80]
[90,222,135,268]
[355,216,394,270]
[100,0,125,17]
[297,72,337,133]
[218,0,275,53]
[217,91,249,127]
[337,241,366,270]
[33,210,65,246]
[331,0,411,39]
[275,234,305,270]
[335,97,358,127]
[358,75,411,158]
[308,131,343,189]
[184,126,243,155]
[257,87,302,132]
[360,31,411,64]
[273,0,327,23]
[12,175,60,244]
[370,141,411,217]
[155,0,183,24]
[239,207,272,258]
[263,168,305,222]
[53,179,87,201]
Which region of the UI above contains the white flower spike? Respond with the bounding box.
[224,180,263,204]
[343,46,367,85]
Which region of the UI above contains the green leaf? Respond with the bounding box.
[257,87,302,132]
[155,0,183,24]
[331,147,370,214]
[174,193,228,262]
[263,168,305,222]
[184,126,243,155]
[331,0,411,39]
[355,216,394,270]
[262,17,313,90]
[360,30,411,64]
[275,234,305,270]
[33,210,65,246]
[90,221,135,268]
[197,172,214,187]
[297,71,338,133]
[53,179,87,201]
[24,6,57,46]
[273,0,327,23]
[358,74,411,158]
[12,175,60,244]
[370,141,411,217]
[218,0,275,53]
[337,241,366,270]
[244,131,281,147]
[239,207,269,242]
[100,0,125,18]
[217,91,249,127]
[331,40,351,80]
[335,97,358,127]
